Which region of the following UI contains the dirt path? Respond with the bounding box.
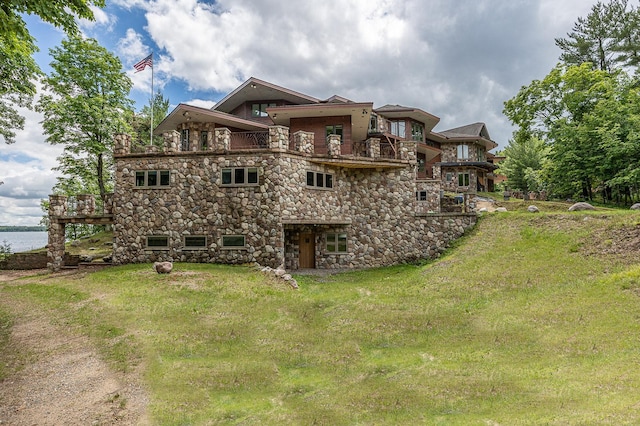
[0,270,149,425]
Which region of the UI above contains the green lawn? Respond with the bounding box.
[2,210,640,424]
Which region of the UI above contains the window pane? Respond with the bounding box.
[398,121,405,138]
[147,236,168,247]
[252,104,261,117]
[160,170,170,186]
[185,236,206,247]
[235,168,245,184]
[326,233,336,252]
[248,167,258,184]
[222,169,232,185]
[147,171,158,186]
[337,234,347,252]
[307,171,315,186]
[325,174,333,188]
[200,131,208,149]
[316,172,324,188]
[135,171,145,187]
[223,235,245,247]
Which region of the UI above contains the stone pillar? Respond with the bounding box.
[397,140,417,162]
[327,134,341,156]
[47,195,68,272]
[103,193,114,215]
[366,137,380,159]
[76,194,96,216]
[214,128,231,151]
[164,130,179,153]
[49,195,68,218]
[113,133,131,155]
[269,126,289,151]
[293,130,314,154]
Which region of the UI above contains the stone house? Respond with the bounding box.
[47,77,498,271]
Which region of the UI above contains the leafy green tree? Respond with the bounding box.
[133,90,170,146]
[0,0,103,144]
[37,36,134,206]
[498,135,550,193]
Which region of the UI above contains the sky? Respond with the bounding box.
[0,0,599,226]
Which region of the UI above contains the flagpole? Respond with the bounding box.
[150,52,154,146]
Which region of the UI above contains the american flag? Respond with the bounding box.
[133,53,153,72]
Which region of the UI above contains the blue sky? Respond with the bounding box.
[0,0,598,225]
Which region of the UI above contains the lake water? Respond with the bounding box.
[0,232,49,253]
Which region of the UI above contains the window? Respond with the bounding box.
[146,235,169,248]
[184,236,207,248]
[326,124,344,143]
[181,129,189,151]
[416,191,427,201]
[389,120,406,138]
[251,103,276,117]
[135,170,170,187]
[411,123,424,142]
[458,172,470,186]
[457,144,469,160]
[306,171,333,189]
[445,172,454,182]
[200,131,208,150]
[221,167,259,186]
[369,115,378,132]
[326,233,347,253]
[222,235,245,248]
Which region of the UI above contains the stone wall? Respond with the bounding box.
[441,142,484,162]
[0,252,48,270]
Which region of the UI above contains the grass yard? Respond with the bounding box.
[2,210,640,424]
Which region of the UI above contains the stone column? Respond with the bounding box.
[47,195,68,272]
[214,128,231,151]
[164,130,179,153]
[269,126,289,151]
[103,193,114,215]
[76,194,96,216]
[397,140,417,162]
[293,130,314,154]
[113,133,131,155]
[366,137,380,159]
[327,134,342,156]
[49,195,68,218]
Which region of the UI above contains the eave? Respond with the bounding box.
[154,103,269,135]
[437,161,498,171]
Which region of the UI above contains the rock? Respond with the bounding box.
[527,205,540,213]
[261,266,272,273]
[282,274,292,281]
[102,255,112,263]
[154,261,173,274]
[478,207,488,213]
[274,268,286,277]
[79,254,94,262]
[71,240,81,247]
[568,202,595,211]
[289,279,299,289]
[89,238,100,243]
[631,203,640,210]
[495,207,508,212]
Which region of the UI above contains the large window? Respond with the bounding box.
[221,167,259,186]
[306,171,333,189]
[252,103,276,117]
[411,123,424,142]
[458,172,470,187]
[326,124,343,142]
[146,235,169,249]
[136,170,170,187]
[222,235,245,248]
[389,120,406,138]
[184,235,207,249]
[181,129,189,151]
[326,233,347,253]
[457,144,469,160]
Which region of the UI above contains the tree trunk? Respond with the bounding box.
[97,152,106,206]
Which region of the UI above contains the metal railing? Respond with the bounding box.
[230,131,269,149]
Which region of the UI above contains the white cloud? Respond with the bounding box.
[79,5,116,31]
[184,99,216,109]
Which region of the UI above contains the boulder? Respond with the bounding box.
[154,261,173,274]
[79,254,94,262]
[568,202,595,211]
[527,205,540,213]
[495,207,508,213]
[631,203,640,210]
[102,255,112,263]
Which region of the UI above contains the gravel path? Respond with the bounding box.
[0,270,149,425]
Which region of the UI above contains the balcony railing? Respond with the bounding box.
[230,131,269,150]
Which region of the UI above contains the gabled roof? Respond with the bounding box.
[212,77,320,113]
[154,103,269,135]
[322,95,353,103]
[374,104,440,132]
[436,122,498,150]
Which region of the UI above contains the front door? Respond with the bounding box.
[299,233,315,268]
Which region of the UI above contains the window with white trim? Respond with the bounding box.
[136,170,170,187]
[458,172,470,186]
[445,172,454,182]
[306,171,333,189]
[457,144,469,160]
[222,235,245,248]
[221,167,259,186]
[389,120,406,138]
[326,233,347,253]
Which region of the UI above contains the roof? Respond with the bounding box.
[375,104,440,132]
[212,77,320,113]
[154,103,269,135]
[436,122,498,150]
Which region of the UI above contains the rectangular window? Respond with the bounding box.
[326,233,347,253]
[369,115,378,132]
[251,103,276,117]
[181,129,189,151]
[446,172,453,182]
[416,191,427,201]
[200,131,208,150]
[221,168,259,186]
[135,170,171,187]
[326,124,344,143]
[458,172,470,187]
[411,123,424,142]
[222,235,245,248]
[147,235,169,248]
[457,144,469,160]
[184,235,207,248]
[306,171,333,189]
[389,120,406,138]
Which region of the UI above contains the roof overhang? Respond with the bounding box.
[213,77,320,113]
[436,161,498,171]
[268,102,374,143]
[417,143,441,162]
[375,107,440,132]
[154,104,269,135]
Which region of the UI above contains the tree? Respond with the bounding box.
[133,90,170,146]
[0,0,103,144]
[37,36,134,206]
[498,135,550,193]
